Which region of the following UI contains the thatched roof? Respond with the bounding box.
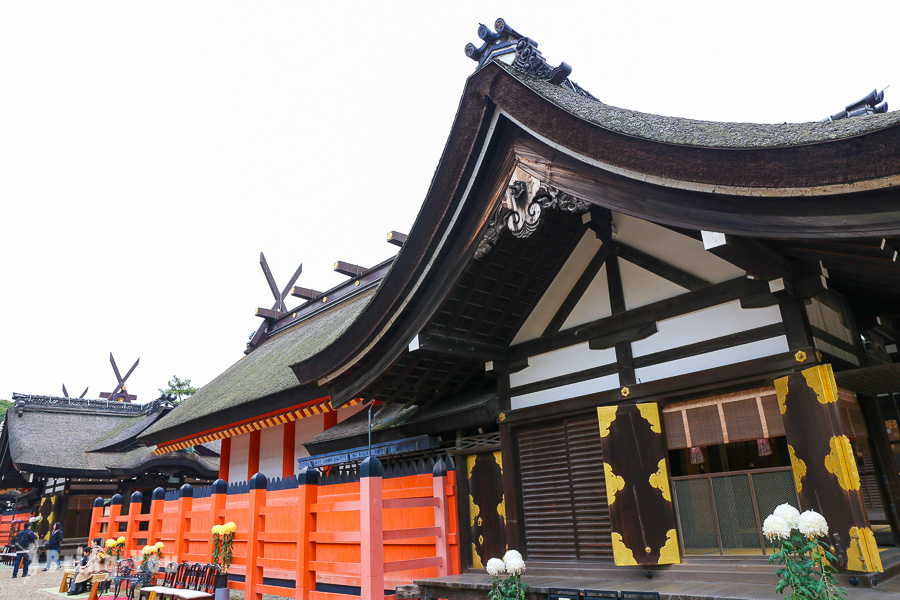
[0,399,218,480]
[504,61,900,149]
[140,287,376,446]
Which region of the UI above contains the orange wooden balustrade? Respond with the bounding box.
[2,510,34,543]
[85,456,459,600]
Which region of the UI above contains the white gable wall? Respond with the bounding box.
[228,433,250,483]
[258,424,284,476]
[507,212,785,411]
[511,230,604,344]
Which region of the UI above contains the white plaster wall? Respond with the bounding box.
[561,264,611,330]
[511,373,619,410]
[228,433,250,483]
[634,336,789,383]
[632,301,783,358]
[258,424,284,477]
[511,230,602,344]
[613,213,743,283]
[510,343,616,388]
[294,413,324,460]
[620,261,688,310]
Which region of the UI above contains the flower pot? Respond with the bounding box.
[214,573,229,600]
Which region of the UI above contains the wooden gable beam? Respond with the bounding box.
[508,276,768,361]
[334,261,367,277]
[701,231,790,280]
[291,286,322,301]
[408,331,506,363]
[615,242,710,291]
[588,321,658,350]
[387,231,408,247]
[542,243,611,336]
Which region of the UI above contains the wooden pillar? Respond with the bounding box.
[776,364,883,572]
[174,484,193,564]
[283,421,296,478]
[219,437,232,482]
[248,430,261,481]
[294,467,318,600]
[209,480,228,573]
[360,457,384,600]
[323,410,337,430]
[432,459,452,576]
[497,374,521,553]
[106,494,123,543]
[246,472,267,600]
[147,488,165,551]
[598,403,681,566]
[87,497,105,545]
[858,395,900,547]
[125,492,142,556]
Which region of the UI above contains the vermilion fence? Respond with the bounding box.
[87,456,459,600]
[2,509,34,543]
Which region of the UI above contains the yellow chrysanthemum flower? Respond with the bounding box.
[155,541,164,548]
[223,522,237,534]
[117,537,126,545]
[142,545,154,555]
[211,525,223,535]
[105,539,116,548]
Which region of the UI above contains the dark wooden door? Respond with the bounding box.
[466,451,507,568]
[517,417,613,562]
[776,364,882,572]
[598,402,681,566]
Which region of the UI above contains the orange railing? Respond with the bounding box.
[87,456,459,600]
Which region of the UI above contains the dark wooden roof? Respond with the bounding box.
[147,45,900,447]
[0,397,218,480]
[289,59,900,411]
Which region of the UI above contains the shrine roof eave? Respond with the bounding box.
[288,60,900,406]
[140,288,376,447]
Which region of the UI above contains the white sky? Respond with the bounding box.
[1,1,897,402]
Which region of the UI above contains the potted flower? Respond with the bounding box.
[28,516,41,532]
[105,537,126,569]
[486,550,527,600]
[211,522,236,600]
[140,542,165,574]
[762,503,845,599]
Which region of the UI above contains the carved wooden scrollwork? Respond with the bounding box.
[475,168,590,259]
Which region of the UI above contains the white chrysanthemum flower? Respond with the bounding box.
[798,510,829,538]
[505,557,526,576]
[502,549,523,564]
[772,504,800,529]
[486,558,505,576]
[762,514,791,541]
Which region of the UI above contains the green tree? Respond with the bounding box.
[0,399,11,420]
[158,375,198,404]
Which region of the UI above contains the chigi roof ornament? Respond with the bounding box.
[465,18,596,100]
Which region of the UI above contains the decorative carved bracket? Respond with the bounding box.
[465,18,596,100]
[476,167,590,259]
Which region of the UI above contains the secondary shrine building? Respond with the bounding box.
[139,19,900,592]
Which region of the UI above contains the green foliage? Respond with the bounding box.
[488,571,527,600]
[158,375,198,404]
[0,399,12,420]
[769,531,845,599]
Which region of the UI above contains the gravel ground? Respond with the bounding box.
[0,563,290,600]
[0,562,72,599]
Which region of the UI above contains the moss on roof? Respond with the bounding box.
[500,62,900,149]
[5,406,217,477]
[142,288,376,440]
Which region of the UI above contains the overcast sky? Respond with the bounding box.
[1,1,897,403]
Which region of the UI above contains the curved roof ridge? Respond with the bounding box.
[500,61,900,149]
